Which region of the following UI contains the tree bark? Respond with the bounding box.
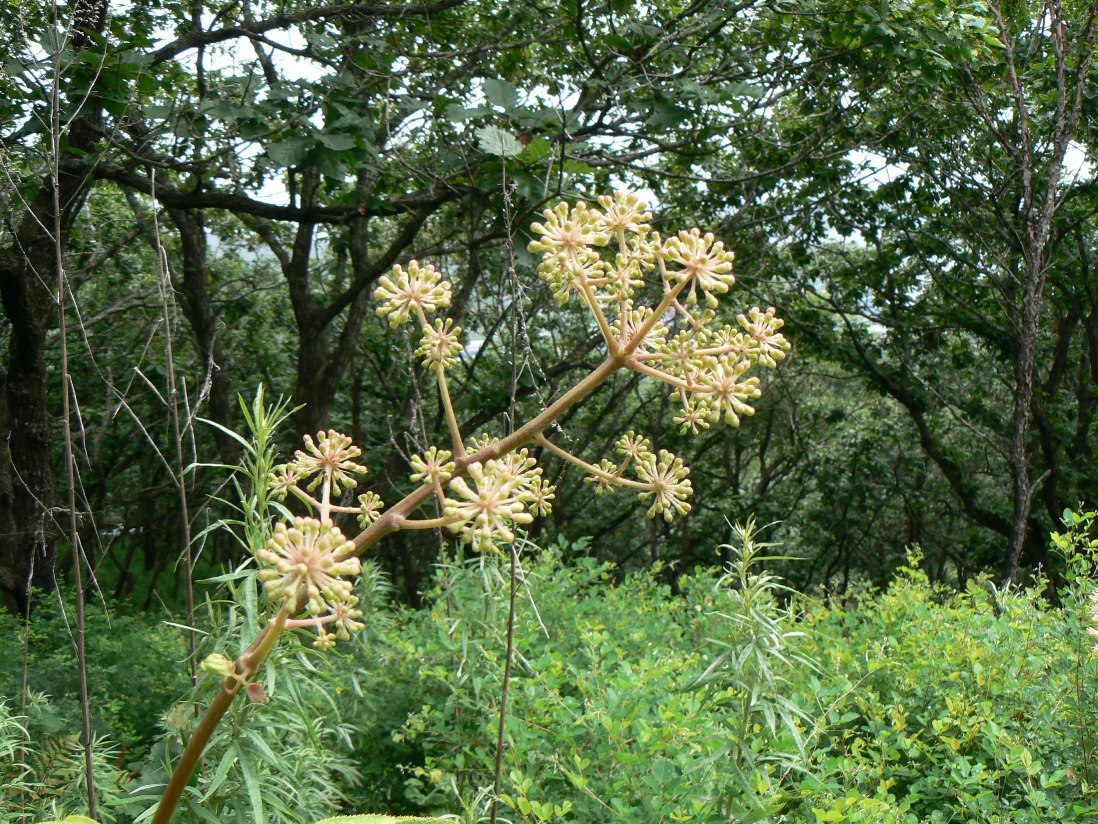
[0,0,111,613]
[1001,0,1098,581]
[166,207,236,461]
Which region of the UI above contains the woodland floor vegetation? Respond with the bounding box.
[3,521,1098,822]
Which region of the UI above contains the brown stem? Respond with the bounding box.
[489,545,518,824]
[350,352,627,556]
[152,608,290,824]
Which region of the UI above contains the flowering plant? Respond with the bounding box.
[152,192,789,823]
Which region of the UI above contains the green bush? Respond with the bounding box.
[8,516,1098,823]
[0,596,190,753]
[789,551,1098,822]
[360,532,814,822]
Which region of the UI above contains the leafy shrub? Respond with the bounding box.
[0,597,190,754]
[360,532,814,822]
[124,561,398,824]
[0,696,130,824]
[789,552,1098,822]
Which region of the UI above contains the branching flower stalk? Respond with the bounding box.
[153,192,790,823]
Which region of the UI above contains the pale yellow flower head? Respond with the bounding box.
[256,517,361,617]
[660,228,736,308]
[374,260,452,327]
[292,430,369,495]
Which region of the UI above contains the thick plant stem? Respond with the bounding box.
[350,352,627,556]
[152,609,290,824]
[157,351,628,823]
[435,360,466,459]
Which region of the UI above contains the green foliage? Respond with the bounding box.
[1051,508,1098,588]
[0,697,130,824]
[326,534,1098,823]
[362,535,813,822]
[789,555,1098,821]
[0,605,190,754]
[9,524,1098,823]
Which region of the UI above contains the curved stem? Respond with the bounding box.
[152,608,291,824]
[397,512,463,530]
[627,358,691,390]
[536,434,648,491]
[580,278,619,355]
[350,352,628,557]
[435,360,467,459]
[625,277,688,354]
[416,303,466,458]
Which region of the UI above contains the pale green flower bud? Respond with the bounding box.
[409,446,456,487]
[635,449,692,522]
[292,430,368,495]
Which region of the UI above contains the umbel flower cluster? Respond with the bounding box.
[257,431,378,649]
[253,191,789,646]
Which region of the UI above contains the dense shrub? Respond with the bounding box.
[4,526,1098,823]
[354,535,817,821]
[790,555,1098,822]
[346,541,1098,822]
[0,596,190,753]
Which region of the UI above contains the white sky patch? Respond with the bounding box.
[1062,141,1094,184]
[847,150,909,189]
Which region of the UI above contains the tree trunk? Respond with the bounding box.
[0,0,110,613]
[167,207,236,460]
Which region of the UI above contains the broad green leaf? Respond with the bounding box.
[476,126,522,157]
[317,133,357,151]
[313,817,452,824]
[482,77,518,110]
[266,137,309,167]
[444,103,491,122]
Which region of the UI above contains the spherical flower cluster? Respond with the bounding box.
[417,317,463,369]
[582,458,621,494]
[356,491,384,527]
[635,449,693,522]
[596,191,653,238]
[256,517,361,617]
[291,429,369,495]
[737,306,790,369]
[374,260,451,327]
[659,228,736,309]
[409,446,456,487]
[442,452,553,552]
[528,200,612,259]
[702,358,761,426]
[611,304,667,353]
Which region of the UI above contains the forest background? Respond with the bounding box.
[2,0,1098,822]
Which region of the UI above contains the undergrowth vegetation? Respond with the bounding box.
[4,515,1097,823]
